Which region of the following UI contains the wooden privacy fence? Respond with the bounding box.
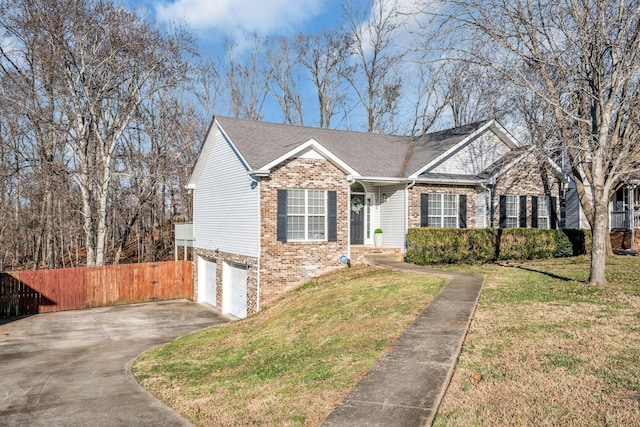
[0,261,192,318]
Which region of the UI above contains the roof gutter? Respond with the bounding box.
[248,169,271,178]
[413,176,483,185]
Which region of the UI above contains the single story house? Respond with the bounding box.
[187,116,566,318]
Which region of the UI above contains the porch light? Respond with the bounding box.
[382,193,387,202]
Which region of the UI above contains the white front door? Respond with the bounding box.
[223,262,247,319]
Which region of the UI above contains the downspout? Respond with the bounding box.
[480,182,493,228]
[347,176,356,263]
[256,178,261,312]
[405,180,416,253]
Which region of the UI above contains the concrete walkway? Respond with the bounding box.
[0,300,229,427]
[322,256,485,427]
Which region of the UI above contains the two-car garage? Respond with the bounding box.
[197,256,247,319]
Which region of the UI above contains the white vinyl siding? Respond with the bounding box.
[430,131,511,175]
[192,126,260,257]
[537,196,550,229]
[505,195,519,228]
[287,189,326,241]
[379,185,406,248]
[428,193,458,228]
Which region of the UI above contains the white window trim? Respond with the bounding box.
[505,195,519,228]
[537,195,550,229]
[428,193,459,228]
[287,189,327,241]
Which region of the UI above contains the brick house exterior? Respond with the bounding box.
[187,117,566,318]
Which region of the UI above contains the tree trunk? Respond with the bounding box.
[589,186,609,285]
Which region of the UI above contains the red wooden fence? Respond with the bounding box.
[0,261,192,318]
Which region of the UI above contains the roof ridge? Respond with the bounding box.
[215,115,409,140]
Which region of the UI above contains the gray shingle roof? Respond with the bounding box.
[214,116,493,178]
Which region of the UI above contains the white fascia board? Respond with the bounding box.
[356,176,405,184]
[216,118,252,171]
[488,120,522,149]
[414,176,483,185]
[544,156,567,181]
[260,138,360,176]
[360,176,481,185]
[187,117,252,189]
[408,119,496,179]
[487,148,532,182]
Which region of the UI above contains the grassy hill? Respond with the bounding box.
[133,266,445,426]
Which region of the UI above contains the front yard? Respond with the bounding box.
[133,267,445,426]
[133,256,640,426]
[434,256,640,426]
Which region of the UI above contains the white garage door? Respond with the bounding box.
[197,256,217,307]
[223,262,247,319]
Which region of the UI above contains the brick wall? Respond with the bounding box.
[491,152,561,227]
[259,157,349,308]
[408,183,477,228]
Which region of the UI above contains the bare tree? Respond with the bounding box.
[0,0,192,266]
[443,61,508,127]
[191,59,225,123]
[439,0,640,284]
[295,30,351,128]
[343,0,405,133]
[405,60,450,136]
[223,34,272,121]
[267,37,304,125]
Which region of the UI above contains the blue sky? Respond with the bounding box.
[122,0,442,131]
[128,0,346,42]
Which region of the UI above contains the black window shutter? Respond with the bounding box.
[519,196,527,228]
[531,196,538,228]
[499,195,507,228]
[550,196,558,229]
[276,190,288,242]
[458,195,467,228]
[327,191,337,242]
[420,193,429,227]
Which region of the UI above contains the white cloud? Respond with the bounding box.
[156,0,323,34]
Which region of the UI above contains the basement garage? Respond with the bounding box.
[197,256,217,307]
[223,262,247,319]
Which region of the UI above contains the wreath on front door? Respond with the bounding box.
[351,197,364,213]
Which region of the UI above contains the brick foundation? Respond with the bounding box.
[610,229,640,252]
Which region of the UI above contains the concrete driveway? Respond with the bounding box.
[0,300,229,426]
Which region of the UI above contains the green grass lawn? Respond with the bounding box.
[132,266,446,426]
[134,257,640,427]
[434,256,640,426]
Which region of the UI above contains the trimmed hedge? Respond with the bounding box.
[405,228,592,265]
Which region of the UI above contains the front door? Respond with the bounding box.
[350,194,365,244]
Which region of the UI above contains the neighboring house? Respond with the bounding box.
[608,178,640,251]
[187,116,566,318]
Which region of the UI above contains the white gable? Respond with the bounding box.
[428,130,511,176]
[261,138,360,176]
[294,147,326,160]
[192,124,260,257]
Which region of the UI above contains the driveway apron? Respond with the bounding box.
[0,300,228,427]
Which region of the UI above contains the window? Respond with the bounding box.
[428,193,458,228]
[537,196,550,229]
[504,195,519,228]
[286,189,326,240]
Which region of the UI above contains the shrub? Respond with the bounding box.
[405,228,591,265]
[554,229,575,257]
[559,229,592,255]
